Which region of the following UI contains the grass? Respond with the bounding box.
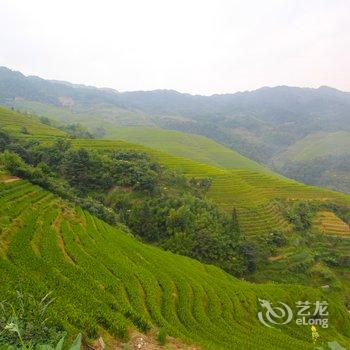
[0,179,349,349]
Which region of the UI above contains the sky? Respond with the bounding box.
[0,0,349,95]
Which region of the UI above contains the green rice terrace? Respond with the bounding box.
[0,179,350,349]
[0,106,66,140]
[74,139,350,237]
[101,125,271,173]
[313,211,350,237]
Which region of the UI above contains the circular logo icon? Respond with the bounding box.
[258,298,293,327]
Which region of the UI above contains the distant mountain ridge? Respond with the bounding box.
[2,66,350,119]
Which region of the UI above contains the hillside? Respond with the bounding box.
[1,67,350,193]
[1,106,350,348]
[1,106,348,239]
[272,132,350,163]
[75,139,350,237]
[272,132,350,194]
[0,106,66,140]
[103,126,271,173]
[1,178,350,349]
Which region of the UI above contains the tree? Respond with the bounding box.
[61,149,93,189]
[39,116,52,125]
[20,126,29,135]
[0,130,11,152]
[231,208,240,234]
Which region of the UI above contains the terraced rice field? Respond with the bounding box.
[1,180,350,349]
[313,211,350,237]
[74,140,350,236]
[2,106,348,237]
[0,106,66,139]
[103,126,271,173]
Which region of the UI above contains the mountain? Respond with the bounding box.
[1,66,350,193]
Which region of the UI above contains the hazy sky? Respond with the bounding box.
[1,0,349,95]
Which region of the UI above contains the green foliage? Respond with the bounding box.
[274,131,350,194]
[0,98,350,349]
[278,153,350,195]
[283,201,315,231]
[267,231,287,247]
[59,123,93,140]
[0,291,64,347]
[120,192,240,274]
[20,127,29,135]
[0,334,82,350]
[2,67,350,193]
[39,117,52,126]
[0,148,119,226]
[0,131,11,152]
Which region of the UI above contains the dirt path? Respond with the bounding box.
[0,175,20,183]
[93,330,201,350]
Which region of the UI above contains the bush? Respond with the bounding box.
[283,201,315,231]
[267,231,287,247]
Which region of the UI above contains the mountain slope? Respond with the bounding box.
[1,105,349,238]
[103,126,271,173]
[1,179,349,349]
[75,139,350,236]
[272,132,350,194]
[273,132,350,163]
[0,106,66,139]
